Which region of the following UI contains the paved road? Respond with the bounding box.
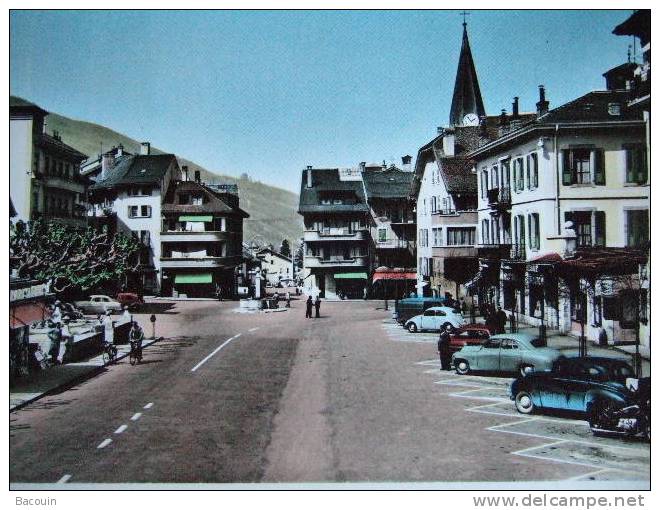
[9,299,649,486]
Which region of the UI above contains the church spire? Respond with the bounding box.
[449,22,486,126]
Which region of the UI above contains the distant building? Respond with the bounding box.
[160,178,249,298]
[255,247,293,286]
[10,100,89,227]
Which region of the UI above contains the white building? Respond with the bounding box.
[256,247,293,286]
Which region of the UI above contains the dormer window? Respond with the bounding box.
[191,195,203,205]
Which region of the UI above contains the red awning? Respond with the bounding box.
[372,270,417,283]
[10,301,50,328]
[530,252,562,264]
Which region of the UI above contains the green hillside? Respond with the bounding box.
[10,96,303,248]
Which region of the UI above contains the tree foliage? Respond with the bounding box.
[279,239,291,257]
[10,220,142,294]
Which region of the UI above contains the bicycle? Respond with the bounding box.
[129,340,142,365]
[101,341,118,364]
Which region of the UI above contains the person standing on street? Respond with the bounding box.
[47,320,62,364]
[495,306,508,334]
[102,310,114,346]
[314,296,321,318]
[129,320,145,363]
[305,296,313,318]
[286,291,291,308]
[437,325,452,370]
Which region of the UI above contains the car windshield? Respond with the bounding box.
[529,337,544,348]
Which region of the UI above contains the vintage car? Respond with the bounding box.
[116,292,144,310]
[448,324,495,353]
[394,297,451,324]
[452,333,561,377]
[510,355,639,417]
[404,306,465,333]
[73,295,123,315]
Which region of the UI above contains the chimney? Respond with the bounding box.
[359,161,366,171]
[140,142,151,155]
[101,153,114,180]
[512,97,519,118]
[401,155,412,171]
[194,170,201,183]
[306,166,313,188]
[498,109,510,137]
[442,128,455,156]
[117,144,124,157]
[536,85,549,117]
[182,165,189,181]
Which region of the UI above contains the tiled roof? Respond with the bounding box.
[162,180,249,217]
[37,133,88,161]
[362,167,413,199]
[537,90,643,124]
[436,157,476,194]
[91,154,176,189]
[298,168,369,214]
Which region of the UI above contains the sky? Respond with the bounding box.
[10,9,636,193]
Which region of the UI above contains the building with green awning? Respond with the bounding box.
[334,272,368,280]
[174,273,213,284]
[178,215,213,223]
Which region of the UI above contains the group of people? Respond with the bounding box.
[305,295,321,318]
[484,304,514,334]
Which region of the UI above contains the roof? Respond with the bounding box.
[298,168,369,214]
[91,154,176,189]
[436,157,476,194]
[556,247,646,279]
[37,133,88,161]
[256,247,292,262]
[449,24,486,126]
[362,166,414,199]
[613,10,650,46]
[10,96,48,117]
[537,90,643,124]
[161,180,249,218]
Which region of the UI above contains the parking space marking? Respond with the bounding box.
[191,333,241,372]
[447,388,509,402]
[144,402,153,409]
[248,327,260,332]
[56,474,72,484]
[97,438,112,449]
[416,359,441,366]
[130,413,142,421]
[114,424,128,434]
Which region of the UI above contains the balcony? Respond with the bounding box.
[509,243,526,261]
[161,230,230,243]
[487,187,511,210]
[41,175,86,194]
[477,243,513,259]
[303,229,368,242]
[160,255,241,269]
[304,255,369,268]
[375,239,411,250]
[431,209,457,216]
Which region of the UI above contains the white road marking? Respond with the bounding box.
[191,334,241,372]
[248,327,260,332]
[130,413,142,421]
[565,468,615,481]
[114,424,128,434]
[97,438,112,449]
[448,388,508,402]
[144,402,153,409]
[56,474,72,484]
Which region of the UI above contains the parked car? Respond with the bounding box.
[73,295,123,315]
[452,333,561,377]
[405,306,465,333]
[448,324,495,353]
[394,297,451,325]
[116,292,144,310]
[510,356,647,438]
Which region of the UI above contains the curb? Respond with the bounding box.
[9,337,163,413]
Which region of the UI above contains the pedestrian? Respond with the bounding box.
[495,306,508,334]
[437,325,452,370]
[47,320,62,364]
[363,286,368,300]
[509,311,517,334]
[286,291,291,308]
[215,284,223,301]
[122,306,132,322]
[59,316,73,363]
[51,301,63,326]
[103,310,114,345]
[314,296,321,318]
[129,320,145,363]
[305,296,313,318]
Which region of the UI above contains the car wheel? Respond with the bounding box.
[455,359,470,375]
[588,400,617,436]
[515,391,535,414]
[407,322,418,333]
[519,364,535,377]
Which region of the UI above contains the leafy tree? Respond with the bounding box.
[10,220,142,295]
[294,241,304,269]
[279,239,291,257]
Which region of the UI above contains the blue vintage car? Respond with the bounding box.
[510,355,638,417]
[452,333,561,377]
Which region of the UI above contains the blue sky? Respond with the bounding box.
[10,10,635,192]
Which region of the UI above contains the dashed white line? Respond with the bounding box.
[130,413,142,421]
[248,327,260,332]
[191,333,241,372]
[114,424,128,434]
[144,402,154,409]
[97,438,112,449]
[56,474,72,484]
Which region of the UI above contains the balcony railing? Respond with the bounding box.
[375,239,409,249]
[432,209,457,216]
[487,187,511,209]
[509,243,526,261]
[477,242,513,259]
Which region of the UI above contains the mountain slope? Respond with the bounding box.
[10,96,303,248]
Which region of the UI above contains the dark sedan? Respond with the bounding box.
[510,356,638,418]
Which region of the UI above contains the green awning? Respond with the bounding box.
[334,272,368,280]
[179,215,213,222]
[174,273,213,284]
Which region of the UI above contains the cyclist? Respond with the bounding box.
[129,321,145,364]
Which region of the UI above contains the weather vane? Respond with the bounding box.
[460,10,470,27]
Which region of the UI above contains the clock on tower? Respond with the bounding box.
[462,113,479,126]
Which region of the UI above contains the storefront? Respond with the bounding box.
[334,272,368,299]
[371,268,416,299]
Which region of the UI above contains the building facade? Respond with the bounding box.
[10,100,89,227]
[255,247,293,286]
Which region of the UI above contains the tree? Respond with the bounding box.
[10,220,142,296]
[293,241,304,270]
[279,239,291,258]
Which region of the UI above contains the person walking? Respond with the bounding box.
[285,291,291,308]
[495,306,508,334]
[437,325,452,370]
[314,296,321,318]
[102,311,114,346]
[47,320,62,365]
[305,296,313,318]
[129,320,145,363]
[509,311,517,334]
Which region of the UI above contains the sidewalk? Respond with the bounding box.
[9,338,161,412]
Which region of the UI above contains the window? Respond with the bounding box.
[500,159,510,189]
[514,215,526,246]
[562,148,605,185]
[527,213,540,250]
[432,228,442,247]
[139,230,150,246]
[512,157,524,192]
[141,205,151,217]
[431,196,437,213]
[128,205,152,218]
[423,229,429,247]
[484,338,502,349]
[446,227,475,246]
[626,209,649,247]
[527,153,538,189]
[571,289,587,322]
[378,228,387,242]
[191,195,203,205]
[481,170,488,197]
[565,211,606,247]
[490,164,499,189]
[624,144,648,184]
[481,219,490,244]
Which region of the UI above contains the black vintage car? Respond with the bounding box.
[510,356,649,439]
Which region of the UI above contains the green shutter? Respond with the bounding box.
[594,149,605,185]
[534,214,540,250]
[532,155,538,188]
[625,147,634,183]
[561,150,573,185]
[594,211,606,247]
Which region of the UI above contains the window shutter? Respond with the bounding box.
[594,149,605,185]
[532,155,538,188]
[534,214,540,250]
[526,156,531,189]
[527,214,532,248]
[594,211,606,247]
[637,147,648,184]
[561,150,573,185]
[625,147,634,183]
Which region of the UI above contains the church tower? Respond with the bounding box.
[449,21,486,127]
